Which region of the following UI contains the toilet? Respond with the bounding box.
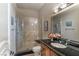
[32,46,41,56]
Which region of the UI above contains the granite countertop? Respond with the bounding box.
[35,39,79,56]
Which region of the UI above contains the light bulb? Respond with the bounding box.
[32,23,34,26]
[60,3,67,9]
[34,20,38,24]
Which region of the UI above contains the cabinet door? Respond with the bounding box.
[41,44,51,56]
[50,50,57,56]
[45,46,51,56]
[41,44,46,56]
[41,44,57,56]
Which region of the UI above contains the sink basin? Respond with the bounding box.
[51,43,67,48]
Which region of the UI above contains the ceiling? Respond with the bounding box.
[16,3,45,11]
[16,3,59,17]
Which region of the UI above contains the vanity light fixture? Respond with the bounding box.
[53,3,68,14]
[59,3,67,9]
[53,6,59,13]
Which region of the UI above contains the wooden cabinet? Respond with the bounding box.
[41,44,57,56]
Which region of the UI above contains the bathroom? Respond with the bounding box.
[9,3,79,56]
[0,3,79,56]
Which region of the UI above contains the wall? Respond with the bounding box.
[16,8,39,18]
[60,8,79,41]
[23,17,39,50]
[0,3,8,42]
[40,3,79,41]
[39,3,57,39]
[0,3,8,55]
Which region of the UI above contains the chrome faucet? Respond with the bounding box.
[59,40,62,43]
[65,39,70,46]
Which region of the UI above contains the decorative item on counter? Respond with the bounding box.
[48,33,63,41]
[48,33,54,41]
[55,33,63,38]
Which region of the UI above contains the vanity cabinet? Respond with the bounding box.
[41,44,57,56]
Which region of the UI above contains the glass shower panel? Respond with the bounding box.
[16,17,24,52]
[23,17,39,50]
[16,16,39,52]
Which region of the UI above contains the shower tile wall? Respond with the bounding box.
[23,17,40,50]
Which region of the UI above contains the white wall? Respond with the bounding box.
[16,8,39,18]
[60,9,79,41]
[0,3,9,55]
[0,3,8,42]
